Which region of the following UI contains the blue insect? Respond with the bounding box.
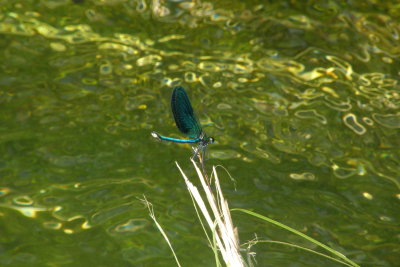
[151,86,214,158]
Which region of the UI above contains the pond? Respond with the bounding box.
[0,0,399,266]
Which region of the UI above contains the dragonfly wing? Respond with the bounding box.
[171,86,202,138]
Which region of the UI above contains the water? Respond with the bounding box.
[0,1,399,266]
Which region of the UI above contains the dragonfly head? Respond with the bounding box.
[199,132,214,145]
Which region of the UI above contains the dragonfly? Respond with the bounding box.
[151,86,214,159]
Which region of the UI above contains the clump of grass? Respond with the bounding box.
[141,158,245,267]
[176,159,245,267]
[144,159,360,267]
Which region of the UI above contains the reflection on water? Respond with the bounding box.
[0,1,399,266]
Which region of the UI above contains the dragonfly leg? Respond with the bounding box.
[191,145,200,160]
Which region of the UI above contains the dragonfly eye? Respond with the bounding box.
[208,137,215,144]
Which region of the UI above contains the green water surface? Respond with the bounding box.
[0,0,399,266]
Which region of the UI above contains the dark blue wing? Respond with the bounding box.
[171,86,202,138]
